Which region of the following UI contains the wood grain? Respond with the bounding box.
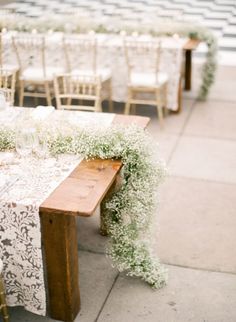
[40,212,80,322]
[40,159,122,216]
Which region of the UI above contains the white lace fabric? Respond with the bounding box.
[0,108,115,315]
[0,154,83,315]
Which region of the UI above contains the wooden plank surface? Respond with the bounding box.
[40,159,122,216]
[40,115,149,216]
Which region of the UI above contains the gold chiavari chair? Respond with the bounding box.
[0,259,9,322]
[123,38,169,127]
[0,68,16,106]
[0,32,18,106]
[54,73,102,112]
[63,34,113,111]
[12,33,62,106]
[0,31,19,71]
[0,8,15,15]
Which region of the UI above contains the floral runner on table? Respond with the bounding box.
[0,106,167,316]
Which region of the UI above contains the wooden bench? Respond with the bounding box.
[39,114,150,322]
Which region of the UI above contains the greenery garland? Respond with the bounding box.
[0,123,168,289]
[0,15,217,100]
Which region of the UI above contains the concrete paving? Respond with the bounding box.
[98,266,236,322]
[6,58,236,322]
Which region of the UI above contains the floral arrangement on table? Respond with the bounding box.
[0,122,168,289]
[0,14,217,100]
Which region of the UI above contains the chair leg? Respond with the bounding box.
[131,104,136,115]
[162,83,168,117]
[19,80,24,107]
[0,276,9,322]
[45,81,52,106]
[10,73,16,106]
[95,98,102,112]
[124,101,131,115]
[108,79,113,112]
[124,88,132,115]
[34,96,38,106]
[156,89,164,129]
[66,97,72,106]
[108,98,113,112]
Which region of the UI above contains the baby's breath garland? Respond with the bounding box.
[0,123,168,289]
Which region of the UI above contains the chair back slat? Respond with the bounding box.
[12,34,46,76]
[124,38,162,81]
[124,37,182,83]
[54,73,101,112]
[0,32,18,69]
[63,35,97,73]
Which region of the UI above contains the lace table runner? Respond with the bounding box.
[0,108,115,315]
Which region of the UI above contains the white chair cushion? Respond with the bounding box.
[1,64,19,72]
[71,68,111,82]
[129,72,168,87]
[20,67,64,81]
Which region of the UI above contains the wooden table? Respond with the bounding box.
[39,114,150,322]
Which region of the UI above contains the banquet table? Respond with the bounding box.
[1,31,199,112]
[0,107,150,322]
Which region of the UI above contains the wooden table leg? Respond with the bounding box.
[177,76,182,113]
[184,49,192,91]
[40,211,80,322]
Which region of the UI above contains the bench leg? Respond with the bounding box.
[40,212,80,322]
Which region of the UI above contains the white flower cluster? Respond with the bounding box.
[0,126,15,151]
[0,124,168,288]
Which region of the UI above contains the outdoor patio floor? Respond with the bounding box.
[6,60,236,321]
